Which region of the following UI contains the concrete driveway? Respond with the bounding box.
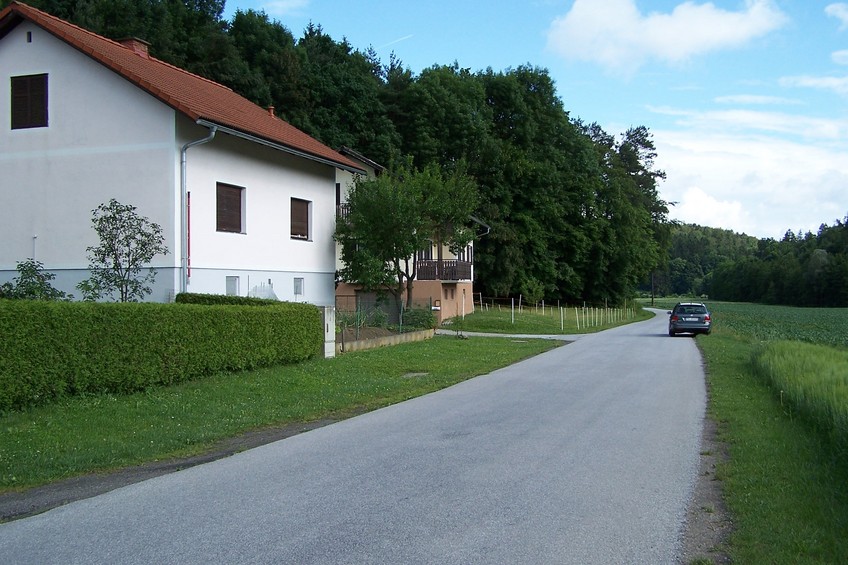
[0,309,705,564]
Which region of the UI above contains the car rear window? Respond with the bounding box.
[677,305,707,314]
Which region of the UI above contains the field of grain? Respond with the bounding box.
[707,302,848,348]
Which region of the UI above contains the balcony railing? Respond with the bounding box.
[416,259,472,281]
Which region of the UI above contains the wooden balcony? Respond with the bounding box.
[416,259,472,281]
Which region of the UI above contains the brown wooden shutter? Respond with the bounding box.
[291,198,309,239]
[217,183,243,233]
[29,75,47,126]
[11,74,48,129]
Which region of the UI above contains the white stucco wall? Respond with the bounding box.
[179,121,339,306]
[1,22,340,305]
[0,22,178,300]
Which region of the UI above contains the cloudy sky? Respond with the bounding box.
[226,1,848,239]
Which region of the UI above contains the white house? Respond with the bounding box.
[0,1,364,305]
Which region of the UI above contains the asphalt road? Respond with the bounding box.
[0,309,706,564]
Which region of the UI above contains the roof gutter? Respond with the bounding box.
[196,119,365,175]
[180,125,217,294]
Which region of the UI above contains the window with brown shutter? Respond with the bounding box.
[217,183,244,233]
[11,74,48,129]
[291,198,310,240]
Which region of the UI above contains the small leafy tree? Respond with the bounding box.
[77,199,168,302]
[0,258,71,300]
[335,160,478,311]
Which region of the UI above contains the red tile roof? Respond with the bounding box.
[0,1,364,173]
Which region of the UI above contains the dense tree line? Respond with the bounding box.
[7,0,671,304]
[710,221,848,307]
[647,224,759,297]
[648,220,848,308]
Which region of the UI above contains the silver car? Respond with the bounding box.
[668,302,712,336]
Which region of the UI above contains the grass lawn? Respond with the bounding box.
[446,301,650,334]
[0,335,560,492]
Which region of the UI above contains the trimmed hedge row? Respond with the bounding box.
[175,293,281,306]
[0,299,323,412]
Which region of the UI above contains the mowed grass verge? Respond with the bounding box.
[700,332,848,563]
[0,335,560,493]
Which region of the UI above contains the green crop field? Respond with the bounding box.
[708,302,848,348]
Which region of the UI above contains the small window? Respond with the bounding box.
[291,198,310,240]
[217,183,244,233]
[11,74,48,129]
[293,277,304,297]
[225,276,240,296]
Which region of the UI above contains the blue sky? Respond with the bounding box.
[224,1,848,239]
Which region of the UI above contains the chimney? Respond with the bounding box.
[267,106,275,118]
[118,37,151,58]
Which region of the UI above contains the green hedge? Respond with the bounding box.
[175,293,281,306]
[0,299,322,412]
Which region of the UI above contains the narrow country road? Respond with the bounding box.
[0,310,706,564]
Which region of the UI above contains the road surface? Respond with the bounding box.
[0,309,705,564]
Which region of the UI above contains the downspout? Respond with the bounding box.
[179,125,217,294]
[469,215,491,237]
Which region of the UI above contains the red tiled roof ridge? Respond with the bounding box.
[1,1,365,173]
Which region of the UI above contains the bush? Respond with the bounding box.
[403,308,437,330]
[0,299,322,412]
[0,259,71,301]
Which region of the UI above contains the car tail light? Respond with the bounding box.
[671,315,679,322]
[704,314,711,322]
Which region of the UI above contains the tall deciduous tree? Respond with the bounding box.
[473,67,597,302]
[580,122,671,304]
[227,9,303,111]
[295,24,400,164]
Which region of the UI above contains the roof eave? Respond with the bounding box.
[196,120,366,175]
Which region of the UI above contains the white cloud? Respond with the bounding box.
[648,105,848,140]
[780,74,848,96]
[714,94,803,105]
[826,3,848,30]
[653,128,848,238]
[832,50,848,65]
[261,0,309,17]
[546,0,788,74]
[673,186,749,233]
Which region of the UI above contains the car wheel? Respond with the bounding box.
[668,329,675,337]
